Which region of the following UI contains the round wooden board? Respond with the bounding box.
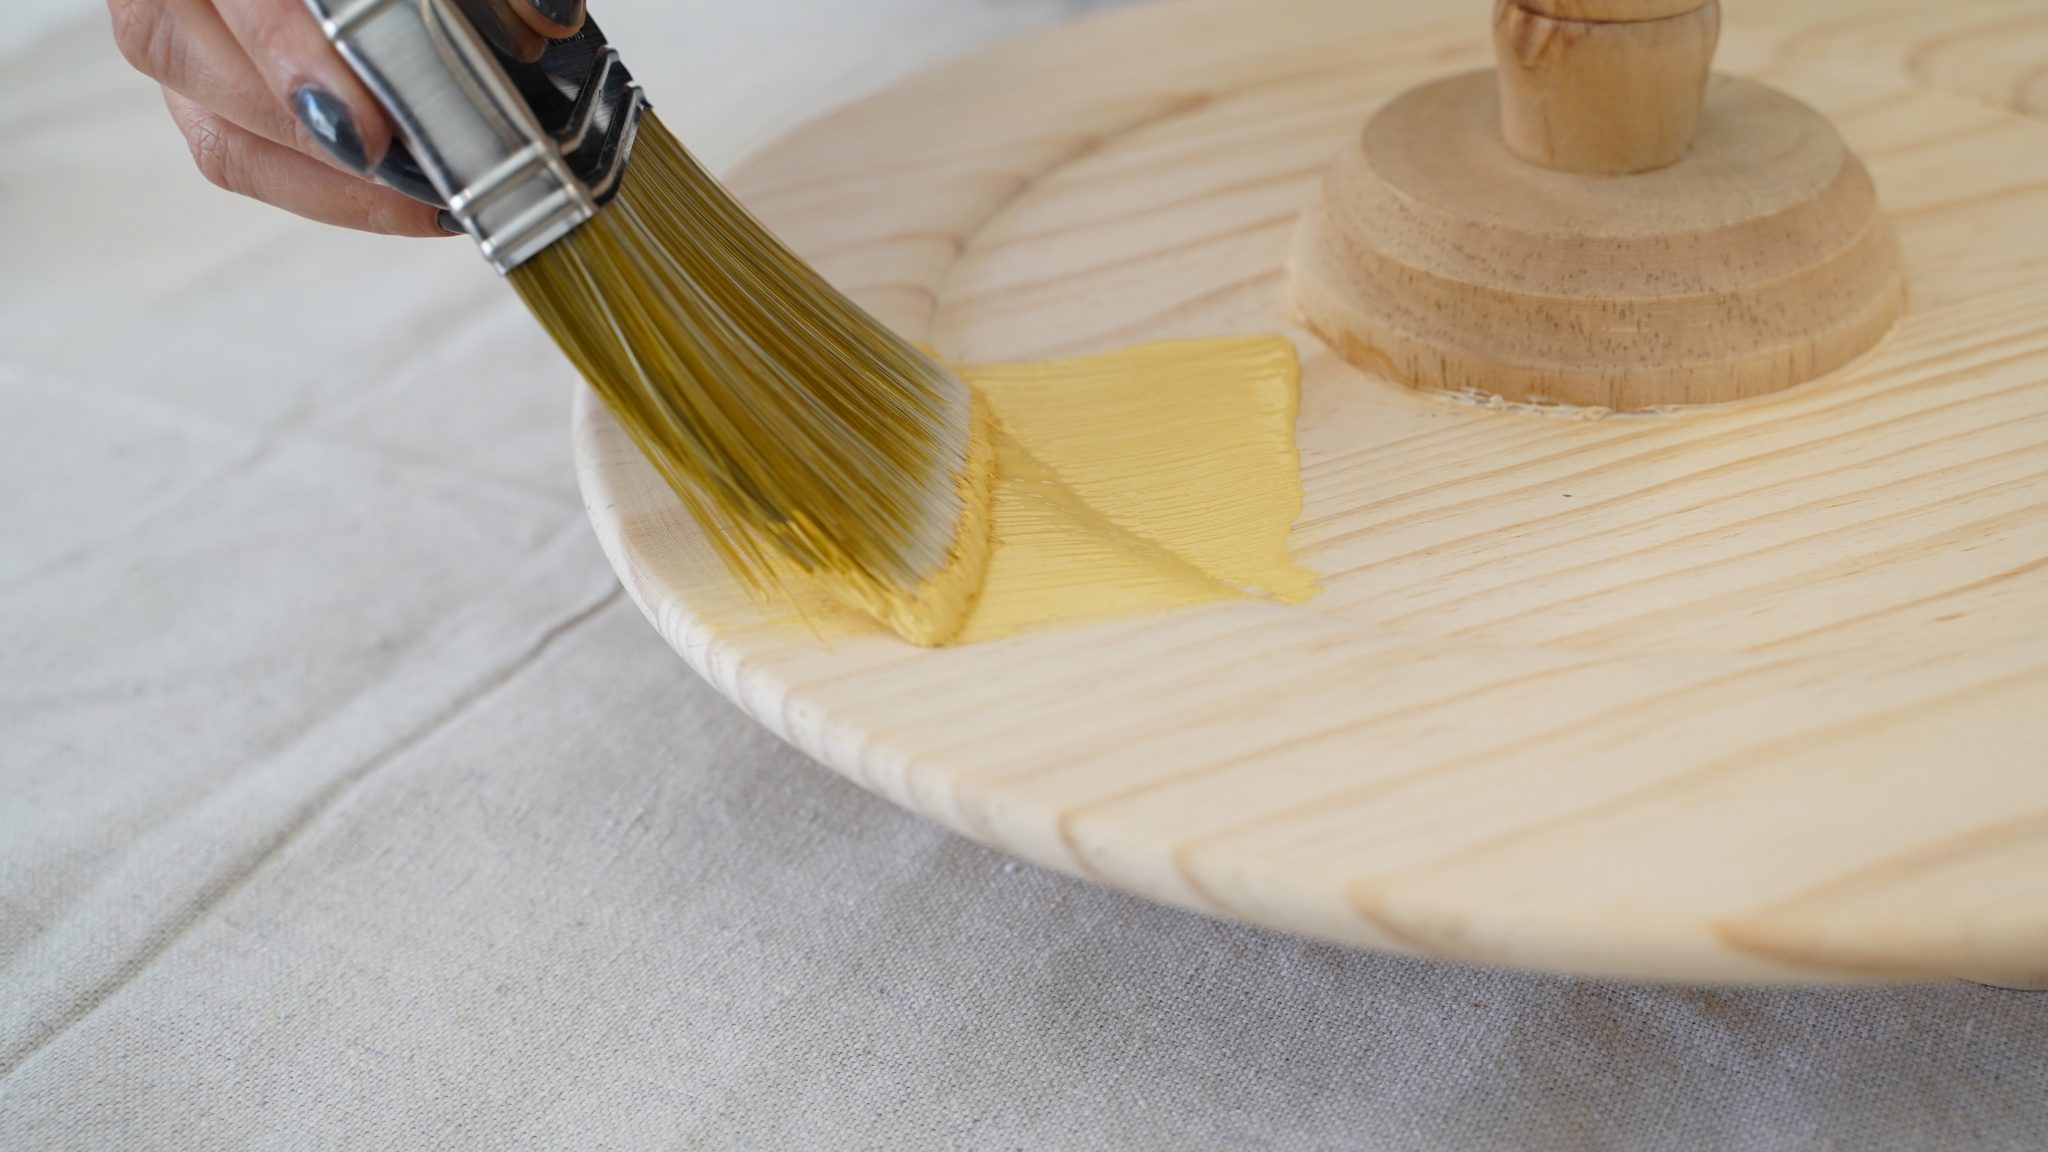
[575,0,2048,984]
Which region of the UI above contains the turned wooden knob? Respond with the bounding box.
[1289,0,1902,409]
[1493,0,1721,174]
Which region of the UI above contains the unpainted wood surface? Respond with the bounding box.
[1520,0,1708,20]
[1290,70,1905,408]
[576,0,2048,984]
[1494,0,1719,174]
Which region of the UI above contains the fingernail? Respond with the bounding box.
[373,142,444,207]
[436,210,464,236]
[291,84,367,173]
[526,0,584,28]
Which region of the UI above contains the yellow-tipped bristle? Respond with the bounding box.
[510,114,990,644]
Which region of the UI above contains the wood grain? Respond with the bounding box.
[1519,0,1709,20]
[1494,0,1719,174]
[1289,70,1905,408]
[576,0,2048,983]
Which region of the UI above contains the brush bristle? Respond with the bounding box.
[510,113,978,629]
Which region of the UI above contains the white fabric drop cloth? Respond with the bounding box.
[4,1,2046,1148]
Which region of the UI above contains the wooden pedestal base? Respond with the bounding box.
[1290,71,1905,410]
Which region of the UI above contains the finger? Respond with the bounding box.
[164,87,443,236]
[210,0,395,174]
[511,0,584,39]
[113,0,430,209]
[111,0,306,153]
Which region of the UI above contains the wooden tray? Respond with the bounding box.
[575,0,2048,984]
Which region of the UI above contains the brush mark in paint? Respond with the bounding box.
[941,335,1317,643]
[737,335,1317,643]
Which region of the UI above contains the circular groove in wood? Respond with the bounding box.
[577,0,2048,984]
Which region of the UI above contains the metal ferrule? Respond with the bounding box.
[305,0,647,273]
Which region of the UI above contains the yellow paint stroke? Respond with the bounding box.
[945,335,1317,642]
[742,335,1317,644]
[822,391,998,646]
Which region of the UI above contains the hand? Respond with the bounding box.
[110,0,587,235]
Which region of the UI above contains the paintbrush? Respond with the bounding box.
[309,0,993,644]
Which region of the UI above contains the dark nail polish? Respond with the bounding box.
[291,85,367,173]
[436,210,464,236]
[373,141,445,207]
[526,0,584,28]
